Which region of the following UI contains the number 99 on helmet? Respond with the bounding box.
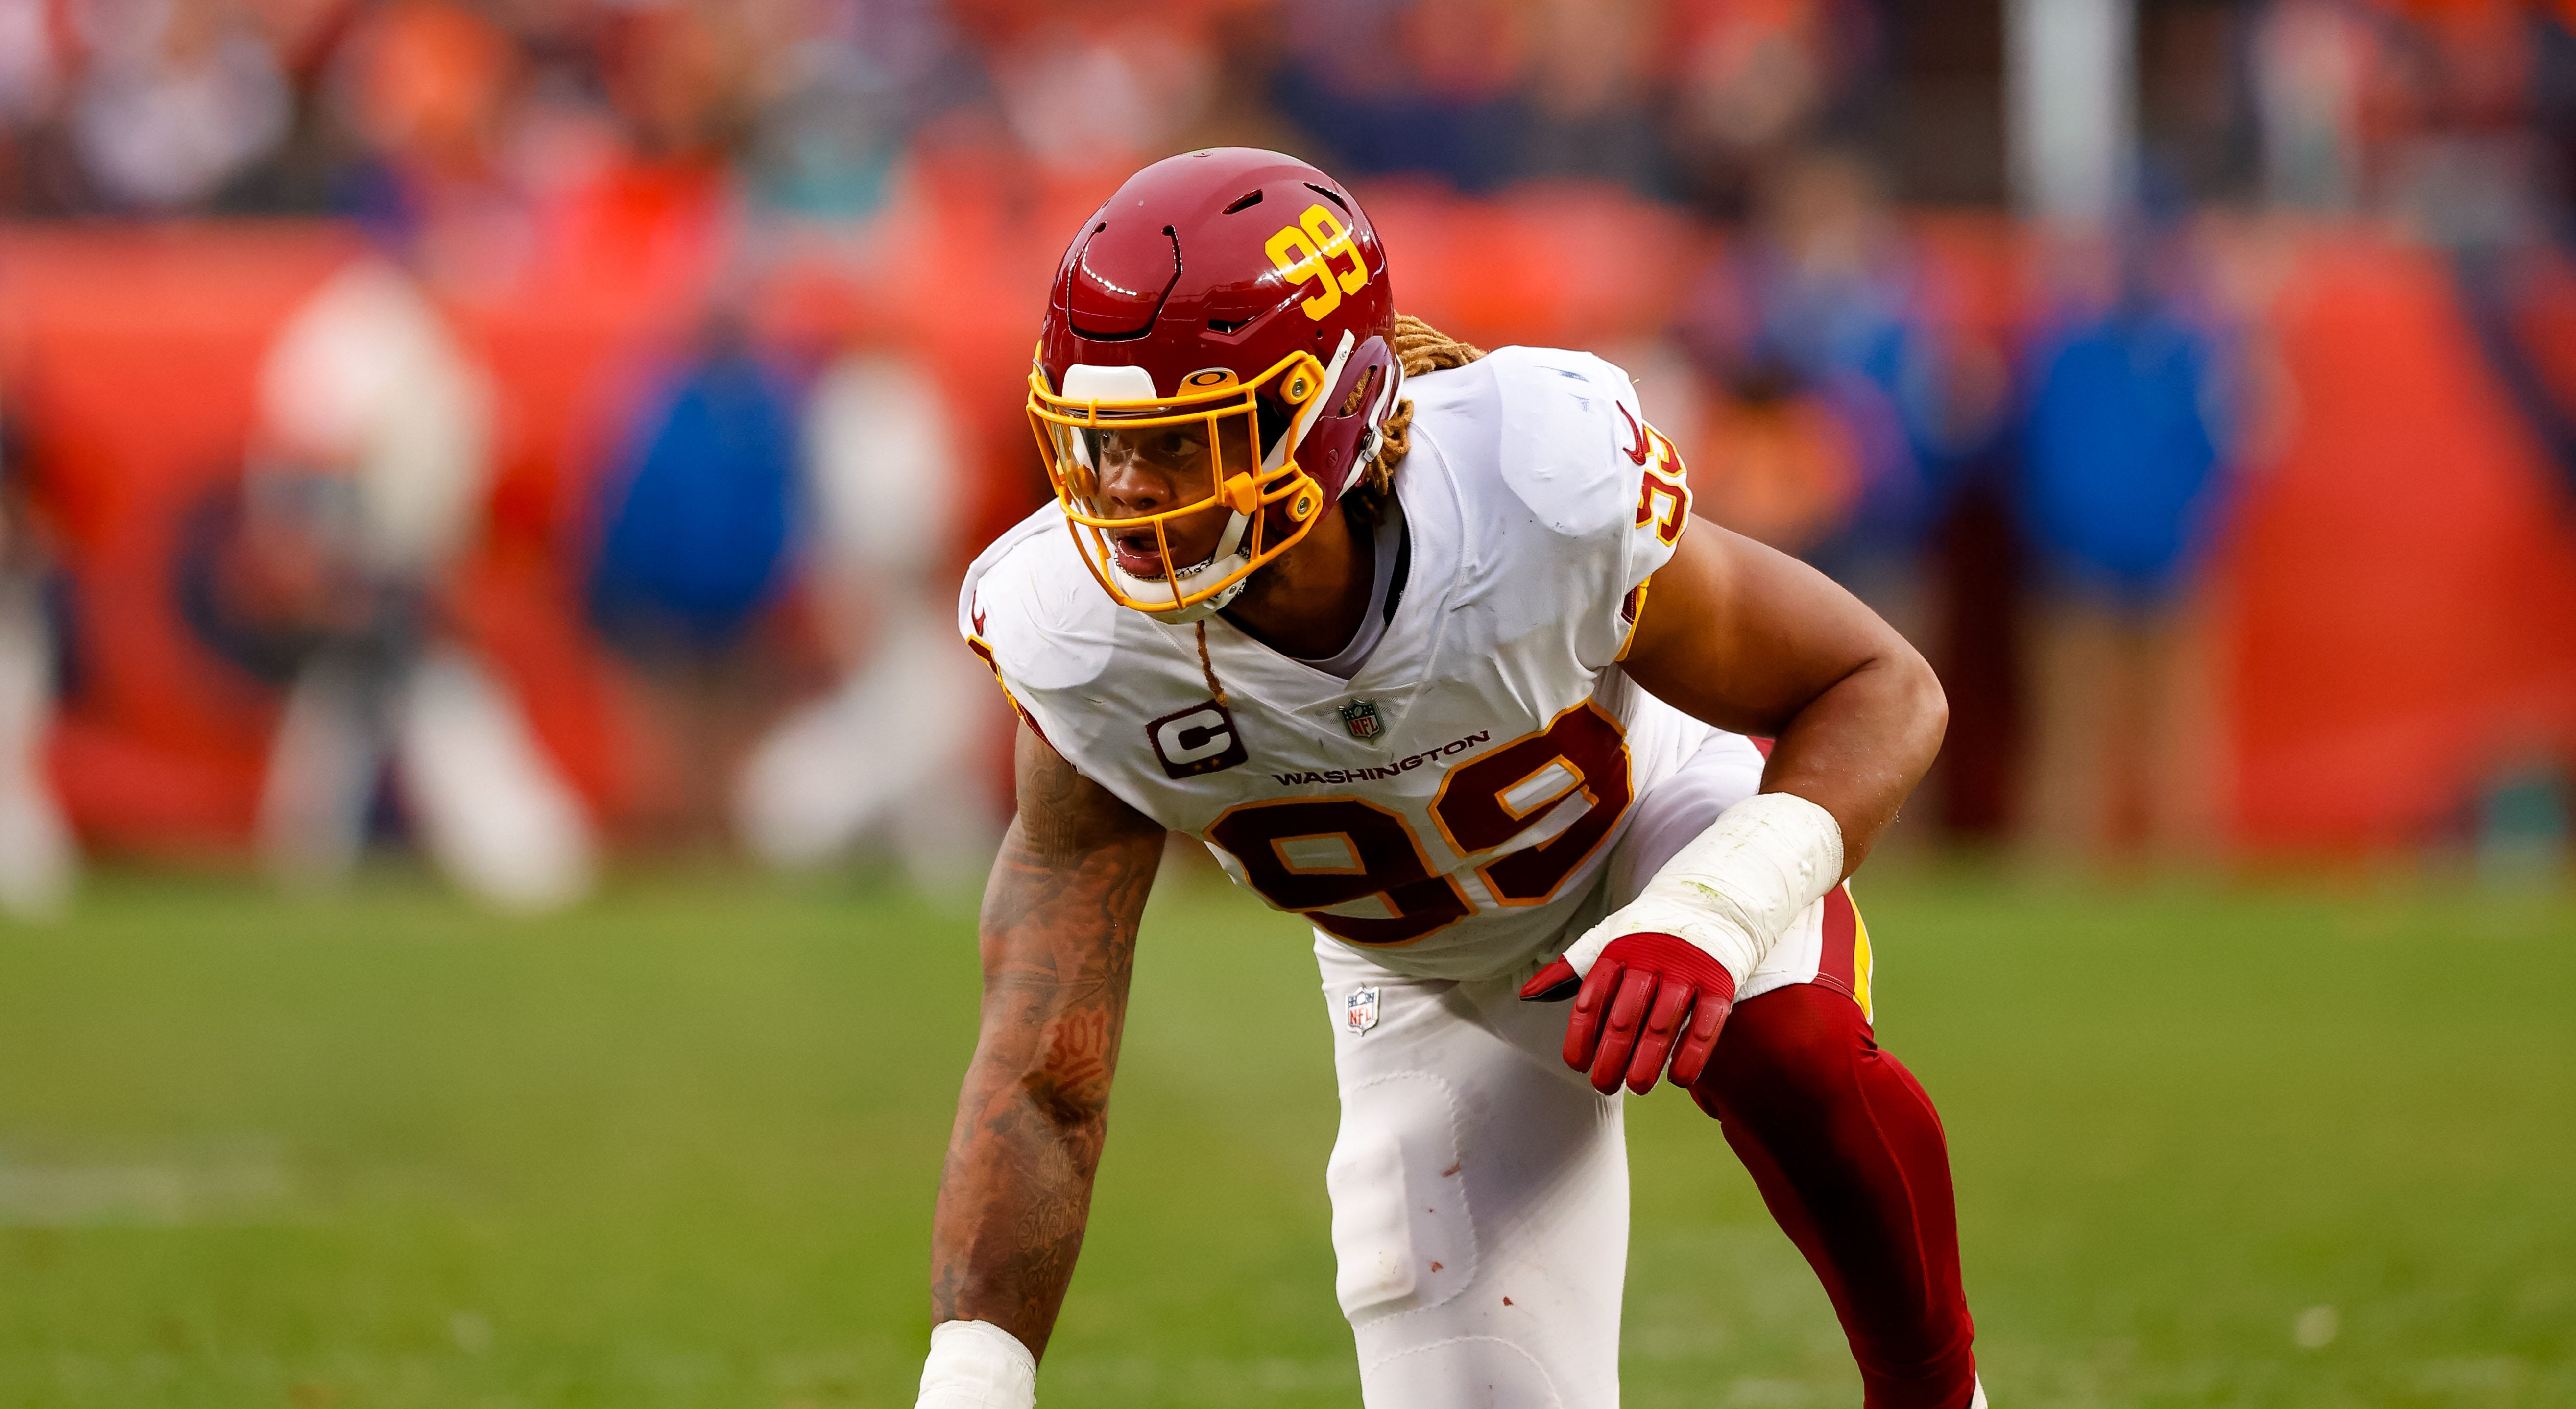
[1026,148,1402,622]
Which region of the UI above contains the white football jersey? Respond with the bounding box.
[959,346,1706,982]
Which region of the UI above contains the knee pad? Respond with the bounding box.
[1325,1071,1477,1324]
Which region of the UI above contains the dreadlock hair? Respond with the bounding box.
[1342,314,1484,524]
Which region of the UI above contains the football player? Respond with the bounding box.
[921,149,1981,1409]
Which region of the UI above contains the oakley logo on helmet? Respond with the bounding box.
[1149,701,1249,779]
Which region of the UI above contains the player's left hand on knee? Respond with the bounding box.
[1520,792,1845,1095]
[1521,931,1738,1096]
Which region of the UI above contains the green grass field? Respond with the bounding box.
[0,863,2569,1408]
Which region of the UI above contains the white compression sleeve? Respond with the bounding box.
[1563,790,1845,985]
[916,1319,1037,1409]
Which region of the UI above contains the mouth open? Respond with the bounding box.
[1109,529,1167,577]
[1109,522,1233,583]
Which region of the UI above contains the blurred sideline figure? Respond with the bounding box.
[584,327,801,846]
[2016,225,2235,864]
[1678,149,1989,845]
[65,0,290,212]
[252,257,596,909]
[733,349,1001,885]
[1683,151,1967,649]
[0,409,75,918]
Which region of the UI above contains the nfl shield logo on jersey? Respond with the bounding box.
[1339,699,1384,742]
[1345,986,1380,1035]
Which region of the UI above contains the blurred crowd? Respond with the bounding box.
[5,0,2575,223]
[2,0,2575,912]
[0,0,1986,222]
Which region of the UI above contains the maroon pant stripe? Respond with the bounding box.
[1818,884,1859,997]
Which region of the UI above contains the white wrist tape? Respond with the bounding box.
[916,1319,1036,1409]
[1563,791,1844,987]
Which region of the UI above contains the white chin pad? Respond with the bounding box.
[1106,510,1251,622]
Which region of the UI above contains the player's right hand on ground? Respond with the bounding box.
[1521,931,1738,1096]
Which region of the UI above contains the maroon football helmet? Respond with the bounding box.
[1026,148,1401,619]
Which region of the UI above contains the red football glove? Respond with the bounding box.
[1520,933,1737,1095]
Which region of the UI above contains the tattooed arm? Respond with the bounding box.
[928,721,1165,1360]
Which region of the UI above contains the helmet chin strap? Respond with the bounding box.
[1107,508,1253,623]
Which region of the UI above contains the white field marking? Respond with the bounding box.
[449,1311,495,1355]
[0,1142,296,1227]
[2411,1357,2528,1394]
[1721,1378,1821,1407]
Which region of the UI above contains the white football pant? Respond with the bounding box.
[1315,726,1857,1407]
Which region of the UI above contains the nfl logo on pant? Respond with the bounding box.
[1345,986,1380,1035]
[1339,699,1384,741]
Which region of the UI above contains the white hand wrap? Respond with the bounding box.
[916,1320,1037,1409]
[1563,791,1844,987]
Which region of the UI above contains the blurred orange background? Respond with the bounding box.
[1,0,2574,891]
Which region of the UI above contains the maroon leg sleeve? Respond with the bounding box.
[1690,984,1978,1409]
